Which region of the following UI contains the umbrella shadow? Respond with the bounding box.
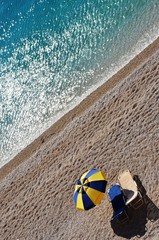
[111,175,159,239]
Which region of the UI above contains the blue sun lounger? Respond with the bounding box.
[108,184,128,223]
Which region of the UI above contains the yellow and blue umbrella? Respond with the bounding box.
[73,169,107,210]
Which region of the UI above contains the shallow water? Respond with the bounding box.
[0,0,159,167]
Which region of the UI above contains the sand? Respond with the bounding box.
[0,37,159,240]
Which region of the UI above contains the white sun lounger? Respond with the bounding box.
[118,170,144,209]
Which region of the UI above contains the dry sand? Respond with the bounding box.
[0,37,159,240]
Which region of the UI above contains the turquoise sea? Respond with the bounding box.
[0,0,159,167]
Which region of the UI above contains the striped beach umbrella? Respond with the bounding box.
[73,169,107,210]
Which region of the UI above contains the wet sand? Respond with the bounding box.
[0,37,159,240]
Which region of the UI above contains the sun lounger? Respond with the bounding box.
[108,184,129,223]
[118,170,144,209]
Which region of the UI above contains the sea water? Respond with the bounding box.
[0,0,159,167]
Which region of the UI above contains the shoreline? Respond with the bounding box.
[1,36,159,180]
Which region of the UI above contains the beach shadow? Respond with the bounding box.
[134,175,159,222]
[111,175,159,239]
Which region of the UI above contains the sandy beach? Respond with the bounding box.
[0,37,159,240]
